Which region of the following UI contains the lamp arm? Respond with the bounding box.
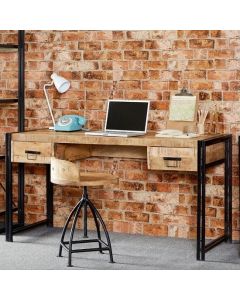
[43,81,56,127]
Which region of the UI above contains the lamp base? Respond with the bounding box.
[49,126,55,130]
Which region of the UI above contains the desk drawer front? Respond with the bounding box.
[147,147,196,171]
[12,141,52,164]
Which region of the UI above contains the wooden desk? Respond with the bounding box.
[5,130,232,261]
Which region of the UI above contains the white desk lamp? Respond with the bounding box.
[43,73,70,129]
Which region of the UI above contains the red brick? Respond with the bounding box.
[125,170,148,180]
[83,51,106,60]
[230,81,240,91]
[173,40,187,49]
[146,183,170,192]
[62,32,85,41]
[187,60,213,69]
[210,30,224,37]
[142,81,168,90]
[186,30,209,38]
[212,92,222,101]
[125,211,149,222]
[78,42,101,50]
[208,71,236,80]
[106,51,122,60]
[124,51,149,60]
[119,181,144,191]
[143,61,167,69]
[117,80,140,90]
[190,81,213,90]
[122,71,148,80]
[183,70,206,79]
[206,207,217,217]
[83,71,107,80]
[96,31,113,40]
[112,31,124,39]
[223,92,239,100]
[108,211,123,220]
[189,39,214,48]
[143,224,168,236]
[120,202,144,211]
[208,50,234,58]
[121,41,144,49]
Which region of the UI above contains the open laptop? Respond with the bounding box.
[85,100,150,137]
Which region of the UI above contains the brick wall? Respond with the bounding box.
[0,30,239,239]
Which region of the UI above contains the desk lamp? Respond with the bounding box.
[43,73,70,129]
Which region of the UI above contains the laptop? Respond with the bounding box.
[85,100,150,137]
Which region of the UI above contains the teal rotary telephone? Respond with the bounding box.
[55,115,86,131]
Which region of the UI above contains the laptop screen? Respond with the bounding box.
[105,100,149,132]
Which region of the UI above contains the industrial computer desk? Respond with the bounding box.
[5,130,232,261]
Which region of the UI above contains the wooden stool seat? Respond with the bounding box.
[50,157,116,267]
[51,157,118,187]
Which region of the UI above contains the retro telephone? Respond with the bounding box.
[54,115,86,132]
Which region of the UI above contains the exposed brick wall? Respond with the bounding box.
[0,30,239,239]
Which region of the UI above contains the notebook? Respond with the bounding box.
[85,100,150,137]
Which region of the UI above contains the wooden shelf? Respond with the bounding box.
[0,98,18,104]
[0,44,18,52]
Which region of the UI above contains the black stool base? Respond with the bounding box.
[58,186,114,267]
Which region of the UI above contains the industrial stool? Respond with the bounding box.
[50,157,118,267]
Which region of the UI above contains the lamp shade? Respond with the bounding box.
[50,73,70,93]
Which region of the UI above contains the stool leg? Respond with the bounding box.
[88,200,114,263]
[68,200,85,267]
[83,201,88,238]
[88,202,103,254]
[58,198,83,257]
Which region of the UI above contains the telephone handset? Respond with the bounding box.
[54,115,86,132]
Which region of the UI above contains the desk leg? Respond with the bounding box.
[46,164,53,227]
[5,133,13,242]
[197,141,206,261]
[225,136,232,242]
[18,163,25,227]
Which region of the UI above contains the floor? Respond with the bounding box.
[0,227,239,270]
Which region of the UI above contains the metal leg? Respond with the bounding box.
[58,197,84,257]
[46,164,53,227]
[197,140,206,261]
[18,163,25,226]
[83,187,88,238]
[197,135,232,261]
[88,199,114,263]
[5,133,13,242]
[58,186,114,266]
[68,200,85,267]
[88,201,103,253]
[225,136,232,242]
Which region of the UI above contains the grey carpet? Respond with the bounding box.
[0,227,239,270]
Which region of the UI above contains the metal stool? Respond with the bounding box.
[51,157,118,267]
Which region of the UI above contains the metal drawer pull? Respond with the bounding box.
[25,150,41,160]
[163,157,181,168]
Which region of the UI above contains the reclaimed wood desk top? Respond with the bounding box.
[10,129,226,148]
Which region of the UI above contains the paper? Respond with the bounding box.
[169,96,196,122]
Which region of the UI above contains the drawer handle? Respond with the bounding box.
[163,157,181,168]
[163,157,181,161]
[25,150,41,160]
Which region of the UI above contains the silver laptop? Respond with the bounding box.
[85,100,150,137]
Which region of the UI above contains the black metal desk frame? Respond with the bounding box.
[197,134,232,260]
[5,133,53,242]
[5,133,232,261]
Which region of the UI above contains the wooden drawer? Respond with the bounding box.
[147,147,196,171]
[12,141,52,164]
